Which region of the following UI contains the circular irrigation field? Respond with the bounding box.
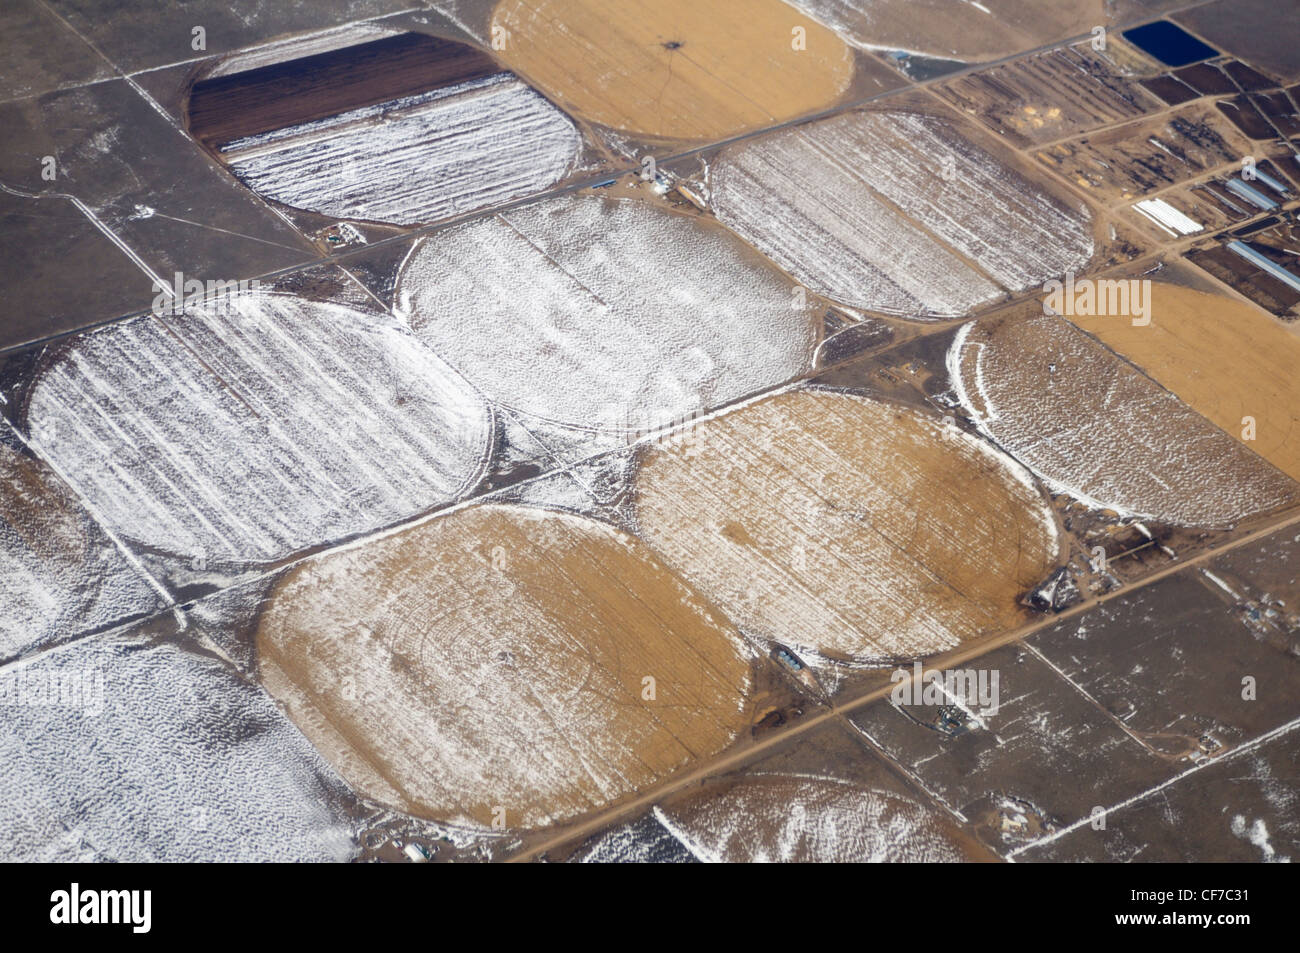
[256,503,755,830]
[948,308,1296,527]
[633,388,1062,662]
[656,774,972,862]
[490,0,854,141]
[395,193,817,433]
[24,293,493,566]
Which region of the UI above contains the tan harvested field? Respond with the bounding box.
[950,308,1298,527]
[1072,282,1300,483]
[490,0,854,142]
[633,389,1060,663]
[256,504,755,830]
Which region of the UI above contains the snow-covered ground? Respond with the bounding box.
[228,74,582,226]
[711,113,1002,317]
[847,110,1093,290]
[0,630,357,861]
[25,293,493,566]
[656,774,968,862]
[395,193,817,430]
[0,434,158,661]
[711,109,1092,317]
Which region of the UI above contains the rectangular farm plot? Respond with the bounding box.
[1205,522,1300,651]
[0,188,162,350]
[1030,572,1300,754]
[41,0,414,74]
[0,0,114,102]
[1211,520,1300,624]
[1188,245,1300,321]
[1175,0,1300,84]
[848,643,1179,855]
[1018,721,1300,862]
[0,79,316,328]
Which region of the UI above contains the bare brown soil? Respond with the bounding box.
[1072,281,1300,481]
[187,33,500,148]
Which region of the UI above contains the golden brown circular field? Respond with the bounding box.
[634,389,1061,662]
[490,0,854,141]
[256,504,754,830]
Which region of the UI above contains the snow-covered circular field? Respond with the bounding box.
[396,193,817,432]
[948,310,1297,527]
[227,73,582,226]
[634,389,1061,662]
[0,440,157,661]
[256,503,755,830]
[656,774,970,862]
[0,633,357,862]
[25,293,493,566]
[711,108,1094,318]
